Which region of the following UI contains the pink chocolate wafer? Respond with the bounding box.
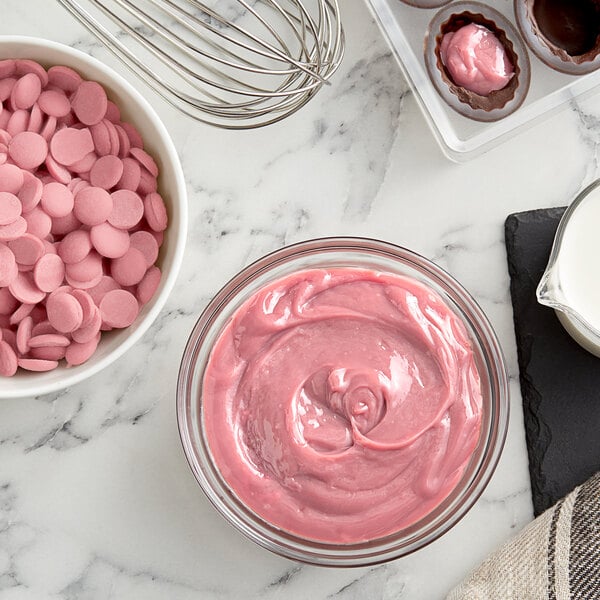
[50,127,94,166]
[143,193,168,232]
[71,289,96,327]
[16,315,33,354]
[18,171,43,212]
[72,306,101,343]
[0,111,11,132]
[66,270,103,291]
[34,253,65,293]
[8,233,45,266]
[0,60,16,80]
[45,154,71,185]
[0,192,21,225]
[0,244,17,287]
[115,124,130,159]
[137,170,157,195]
[28,333,71,348]
[130,231,159,267]
[0,339,18,376]
[0,286,18,315]
[51,211,81,237]
[40,182,74,218]
[65,252,103,285]
[15,60,48,87]
[73,186,112,226]
[38,90,71,118]
[11,73,42,111]
[7,110,30,137]
[121,122,143,148]
[22,208,51,239]
[9,302,34,326]
[90,222,130,259]
[104,119,120,156]
[47,65,82,93]
[0,217,27,242]
[90,155,123,190]
[130,147,158,178]
[49,284,73,300]
[58,230,91,264]
[31,320,56,337]
[0,164,24,195]
[117,157,141,192]
[109,189,143,229]
[70,151,97,174]
[87,275,119,306]
[30,345,66,361]
[39,115,57,142]
[9,271,45,304]
[18,358,58,372]
[8,131,47,170]
[46,291,83,333]
[0,78,16,102]
[90,120,111,157]
[1,327,16,349]
[66,333,101,366]
[27,103,43,133]
[105,101,120,123]
[100,289,139,328]
[137,266,161,305]
[72,81,107,126]
[111,248,147,286]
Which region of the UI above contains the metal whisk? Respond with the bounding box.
[56,0,344,128]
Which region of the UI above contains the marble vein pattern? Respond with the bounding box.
[2,0,600,598]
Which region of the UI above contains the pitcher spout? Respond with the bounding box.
[536,267,568,312]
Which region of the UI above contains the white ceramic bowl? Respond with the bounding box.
[0,36,187,399]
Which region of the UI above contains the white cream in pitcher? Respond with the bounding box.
[538,180,600,355]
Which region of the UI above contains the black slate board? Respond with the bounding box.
[505,208,600,516]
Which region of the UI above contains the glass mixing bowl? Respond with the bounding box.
[177,237,509,566]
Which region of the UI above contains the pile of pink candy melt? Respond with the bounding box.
[0,59,168,377]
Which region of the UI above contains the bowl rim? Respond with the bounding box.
[177,236,509,566]
[0,35,188,399]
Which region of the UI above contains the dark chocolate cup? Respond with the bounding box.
[515,0,600,75]
[425,2,531,122]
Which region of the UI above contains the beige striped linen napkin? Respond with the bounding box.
[447,472,599,600]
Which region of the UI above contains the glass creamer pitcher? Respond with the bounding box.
[537,179,600,357]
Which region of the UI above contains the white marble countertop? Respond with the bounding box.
[1,1,599,598]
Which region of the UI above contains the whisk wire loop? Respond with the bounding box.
[56,0,344,128]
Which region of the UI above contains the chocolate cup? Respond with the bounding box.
[515,0,600,75]
[425,2,531,122]
[435,14,520,111]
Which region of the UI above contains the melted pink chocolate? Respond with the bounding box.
[203,268,483,543]
[440,23,514,96]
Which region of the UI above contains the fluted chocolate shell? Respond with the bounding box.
[434,12,521,111]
